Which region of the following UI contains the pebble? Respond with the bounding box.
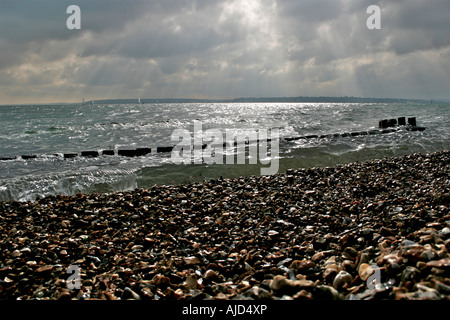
[358,263,375,282]
[203,269,219,282]
[186,275,198,290]
[313,285,340,300]
[426,258,450,269]
[270,275,291,291]
[333,271,353,289]
[401,266,420,286]
[439,227,450,237]
[183,256,201,265]
[269,275,314,295]
[342,260,355,273]
[122,287,141,300]
[244,286,272,299]
[323,267,339,284]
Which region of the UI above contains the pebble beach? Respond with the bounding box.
[1,151,449,300]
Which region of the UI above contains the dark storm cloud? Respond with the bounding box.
[0,1,147,43]
[0,0,147,70]
[384,0,450,55]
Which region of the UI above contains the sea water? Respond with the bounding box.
[0,102,449,201]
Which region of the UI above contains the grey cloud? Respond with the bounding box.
[380,0,450,55]
[391,0,449,31]
[67,56,160,88]
[276,0,344,23]
[278,0,450,62]
[116,23,222,60]
[0,0,213,50]
[0,40,31,69]
[76,1,237,61]
[0,0,151,43]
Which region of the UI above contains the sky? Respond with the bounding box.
[0,0,449,104]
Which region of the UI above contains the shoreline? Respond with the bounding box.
[0,151,449,300]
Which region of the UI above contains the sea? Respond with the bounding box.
[0,102,449,202]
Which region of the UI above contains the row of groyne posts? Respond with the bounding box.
[0,117,425,161]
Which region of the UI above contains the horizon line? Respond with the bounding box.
[0,95,447,107]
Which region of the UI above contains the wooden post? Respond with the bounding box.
[408,117,417,126]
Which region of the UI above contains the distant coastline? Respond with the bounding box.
[82,96,438,105]
[1,96,445,107]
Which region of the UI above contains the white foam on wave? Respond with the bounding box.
[0,167,139,202]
